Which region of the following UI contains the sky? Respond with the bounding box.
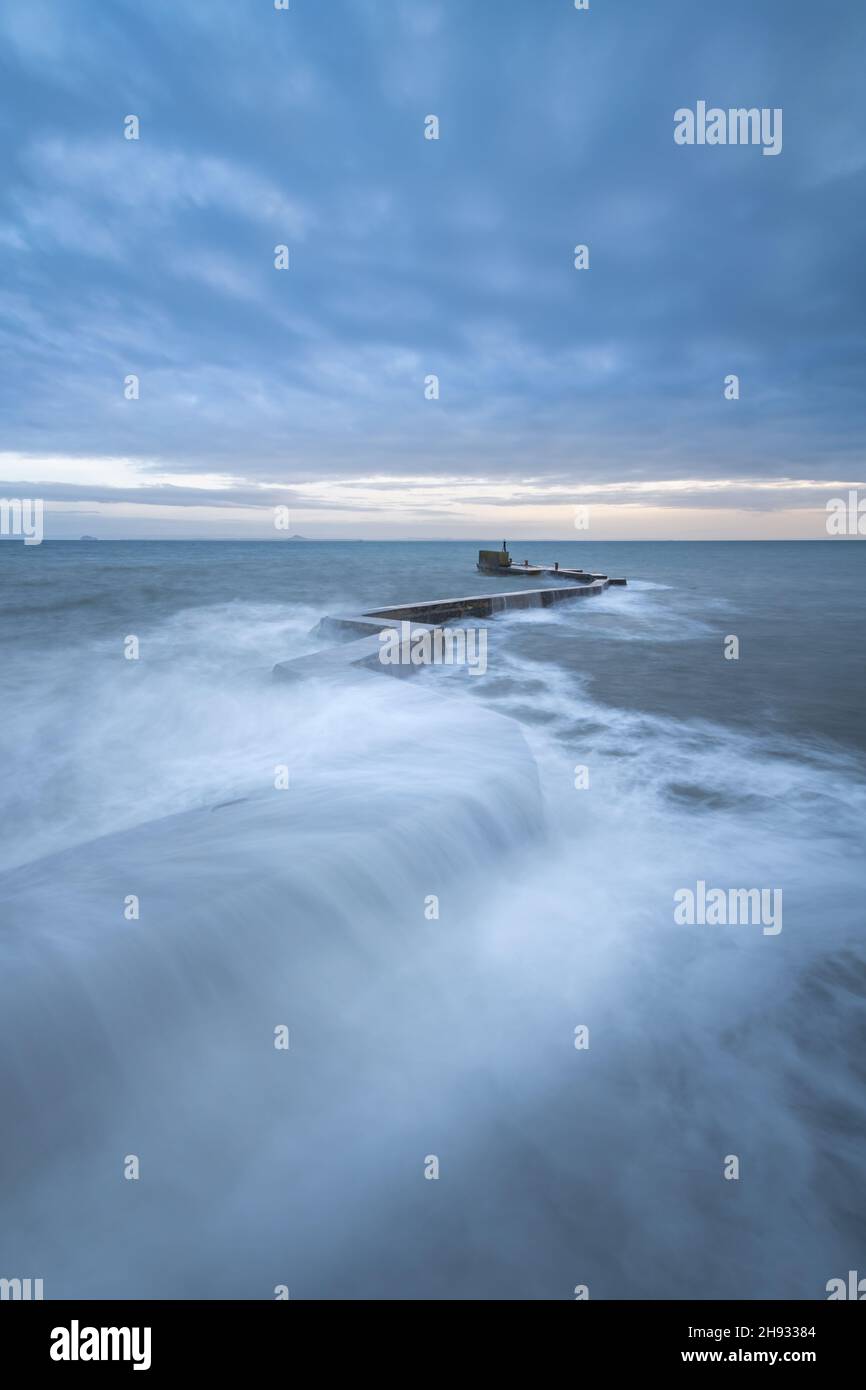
[0,0,864,540]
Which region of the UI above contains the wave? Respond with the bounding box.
[1,597,864,1298]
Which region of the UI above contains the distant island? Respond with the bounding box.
[79,535,98,541]
[285,534,308,541]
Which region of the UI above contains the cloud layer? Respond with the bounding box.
[0,0,864,535]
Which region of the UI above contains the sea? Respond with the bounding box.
[0,539,863,1299]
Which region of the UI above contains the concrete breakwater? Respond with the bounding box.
[274,575,623,682]
[477,543,627,586]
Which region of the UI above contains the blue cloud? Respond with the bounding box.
[0,0,864,509]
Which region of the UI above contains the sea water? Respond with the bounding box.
[0,539,863,1299]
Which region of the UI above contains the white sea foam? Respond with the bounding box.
[0,595,864,1298]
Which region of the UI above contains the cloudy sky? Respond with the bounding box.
[1,0,864,539]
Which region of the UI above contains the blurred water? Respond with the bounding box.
[0,540,864,1298]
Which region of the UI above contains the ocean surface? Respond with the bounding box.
[0,539,864,1299]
